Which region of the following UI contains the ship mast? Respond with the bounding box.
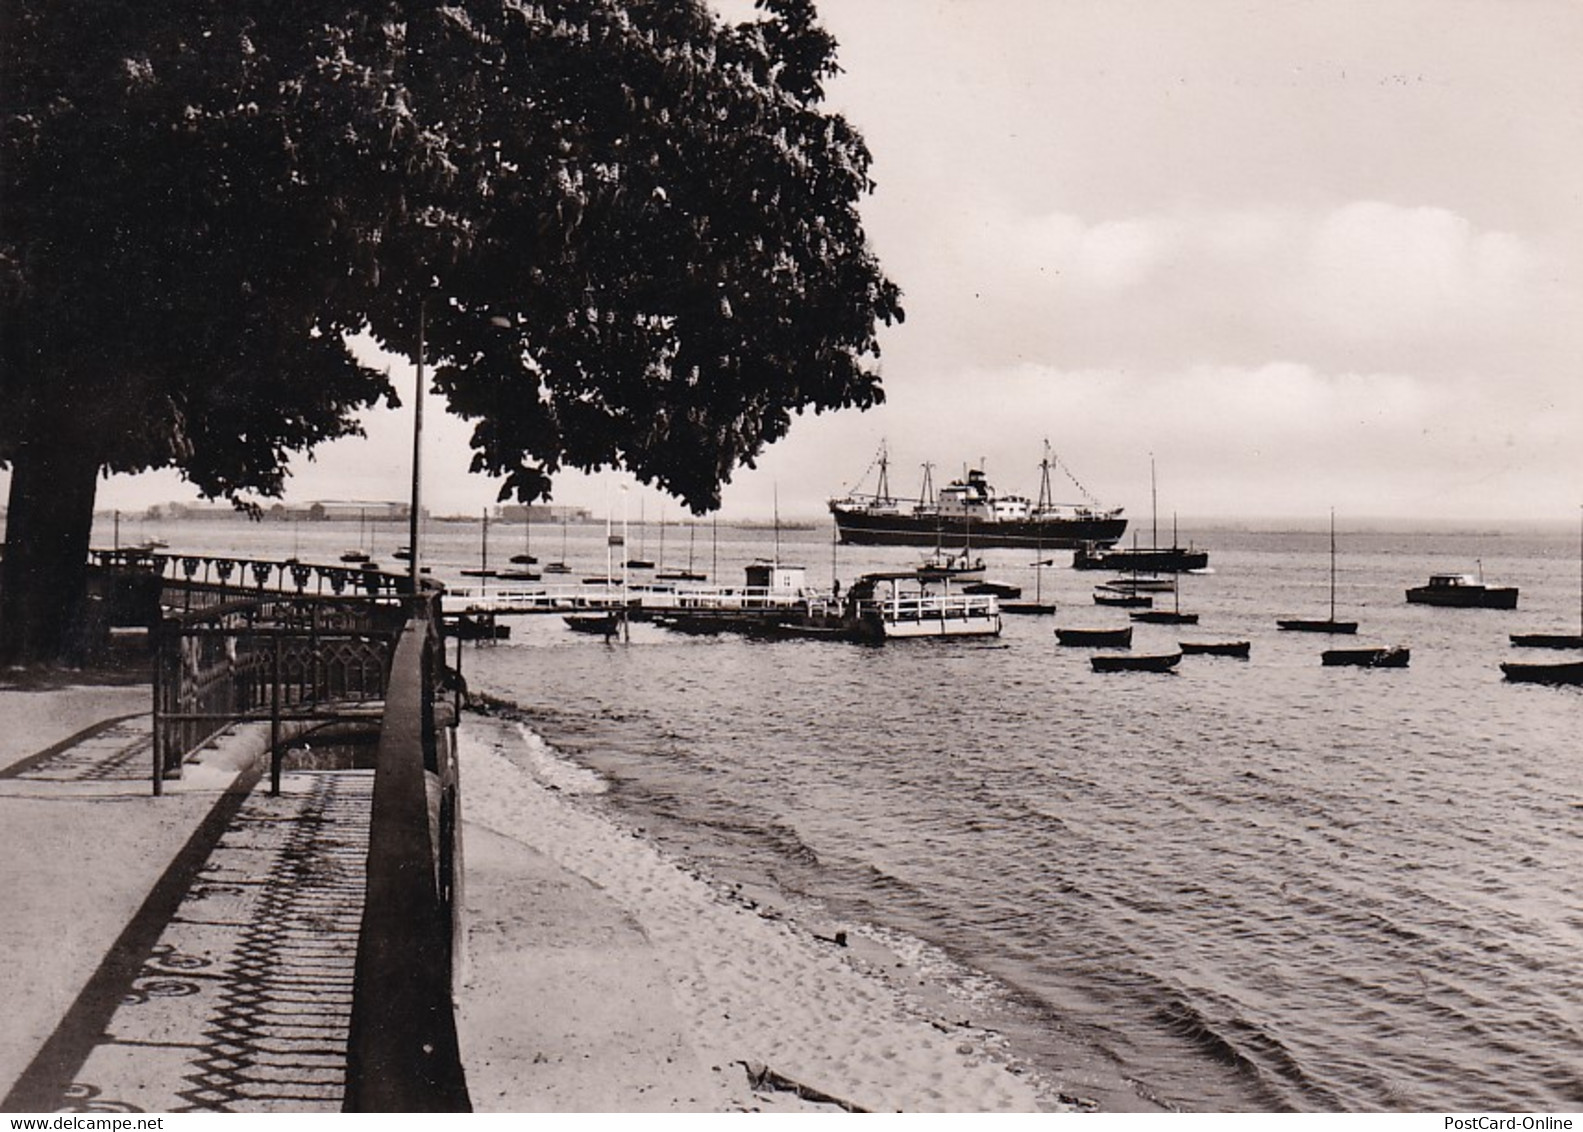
[918,463,936,508]
[1037,441,1055,513]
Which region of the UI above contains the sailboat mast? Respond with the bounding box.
[1151,455,1159,550]
[1329,509,1337,622]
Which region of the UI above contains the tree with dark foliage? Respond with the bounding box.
[0,0,902,664]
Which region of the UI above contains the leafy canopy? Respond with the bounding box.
[1,0,901,511]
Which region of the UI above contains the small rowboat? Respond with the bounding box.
[1500,659,1583,685]
[564,613,624,636]
[1179,640,1250,658]
[1131,609,1199,625]
[1001,601,1057,615]
[1094,591,1151,608]
[1056,626,1133,648]
[1090,652,1182,674]
[1322,646,1410,668]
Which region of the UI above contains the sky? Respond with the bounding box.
[30,0,1583,525]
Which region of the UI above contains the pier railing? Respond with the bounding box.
[150,592,411,794]
[90,548,413,611]
[124,554,470,1108]
[854,590,1001,623]
[447,580,821,614]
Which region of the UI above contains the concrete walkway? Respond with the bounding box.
[0,688,373,1113]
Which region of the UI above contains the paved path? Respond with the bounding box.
[0,697,374,1113]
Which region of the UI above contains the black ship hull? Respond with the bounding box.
[831,507,1127,550]
[1072,545,1209,572]
[1406,586,1518,609]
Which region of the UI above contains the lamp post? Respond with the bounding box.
[408,302,426,602]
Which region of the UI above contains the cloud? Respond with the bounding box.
[1304,201,1535,339]
[1014,213,1180,291]
[774,356,1579,522]
[921,199,1565,379]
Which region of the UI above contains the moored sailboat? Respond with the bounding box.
[340,507,372,563]
[1509,507,1583,649]
[460,509,500,578]
[1130,572,1199,625]
[510,507,536,564]
[1279,511,1359,633]
[1001,542,1057,614]
[543,514,573,575]
[656,514,708,582]
[1072,464,1207,572]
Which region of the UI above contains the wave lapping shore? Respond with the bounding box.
[454,712,1082,1113]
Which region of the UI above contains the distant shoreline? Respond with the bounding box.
[51,511,1572,538]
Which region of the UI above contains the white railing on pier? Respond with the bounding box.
[447,582,823,615]
[855,591,1000,624]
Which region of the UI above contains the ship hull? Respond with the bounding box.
[1406,587,1518,609]
[1073,546,1209,572]
[830,507,1127,550]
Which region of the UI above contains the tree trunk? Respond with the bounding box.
[0,437,103,667]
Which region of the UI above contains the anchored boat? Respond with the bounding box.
[841,571,1002,640]
[1323,646,1410,668]
[1072,464,1207,573]
[1056,625,1133,648]
[1500,659,1583,685]
[1279,511,1359,634]
[1510,508,1583,649]
[1180,640,1250,658]
[1406,571,1518,609]
[829,443,1126,550]
[1091,651,1182,674]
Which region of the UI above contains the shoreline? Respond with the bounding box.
[455,705,1090,1112]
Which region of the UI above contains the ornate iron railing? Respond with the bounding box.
[151,593,411,794]
[118,552,468,1108]
[90,548,414,611]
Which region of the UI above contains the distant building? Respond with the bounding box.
[496,503,591,523]
[303,501,412,522]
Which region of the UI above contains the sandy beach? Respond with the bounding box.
[454,711,1082,1113]
[1,677,1084,1112]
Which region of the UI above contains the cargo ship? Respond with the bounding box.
[829,446,1127,550]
